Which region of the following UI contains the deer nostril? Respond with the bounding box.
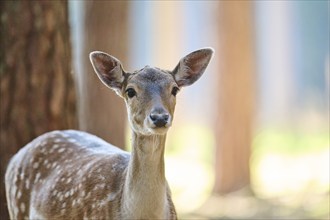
[163,114,169,121]
[149,113,169,128]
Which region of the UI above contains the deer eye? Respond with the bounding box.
[126,88,136,98]
[171,87,180,96]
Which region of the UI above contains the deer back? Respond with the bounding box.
[5,130,130,219]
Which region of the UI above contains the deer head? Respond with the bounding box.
[89,48,214,136]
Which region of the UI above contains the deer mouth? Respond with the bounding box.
[147,121,172,135]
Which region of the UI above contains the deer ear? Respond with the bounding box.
[89,51,126,91]
[172,48,214,87]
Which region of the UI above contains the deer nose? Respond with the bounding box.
[149,112,170,128]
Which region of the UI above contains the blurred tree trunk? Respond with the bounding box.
[0,1,76,218]
[214,1,255,194]
[77,1,129,148]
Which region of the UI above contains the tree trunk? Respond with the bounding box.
[76,1,129,148]
[214,1,255,194]
[0,1,77,218]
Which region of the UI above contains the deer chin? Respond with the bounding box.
[132,125,170,136]
[148,127,170,135]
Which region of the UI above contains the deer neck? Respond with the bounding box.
[121,132,168,219]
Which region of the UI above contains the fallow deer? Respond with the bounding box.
[5,48,214,219]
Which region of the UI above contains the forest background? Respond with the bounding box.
[0,1,329,219]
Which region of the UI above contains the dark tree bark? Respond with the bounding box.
[214,1,256,194]
[77,1,129,148]
[0,1,77,218]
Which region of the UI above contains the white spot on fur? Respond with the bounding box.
[20,203,26,213]
[40,147,47,153]
[98,198,109,207]
[52,190,58,196]
[17,190,22,199]
[50,144,60,153]
[51,184,56,190]
[70,189,74,196]
[108,192,117,201]
[20,172,25,180]
[58,148,65,153]
[51,162,58,168]
[34,173,41,183]
[94,183,106,191]
[13,174,18,184]
[33,162,39,169]
[86,192,91,198]
[54,138,62,143]
[66,177,72,184]
[25,179,30,189]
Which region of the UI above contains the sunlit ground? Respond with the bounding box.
[164,124,329,219]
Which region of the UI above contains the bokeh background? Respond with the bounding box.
[1,1,329,219]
